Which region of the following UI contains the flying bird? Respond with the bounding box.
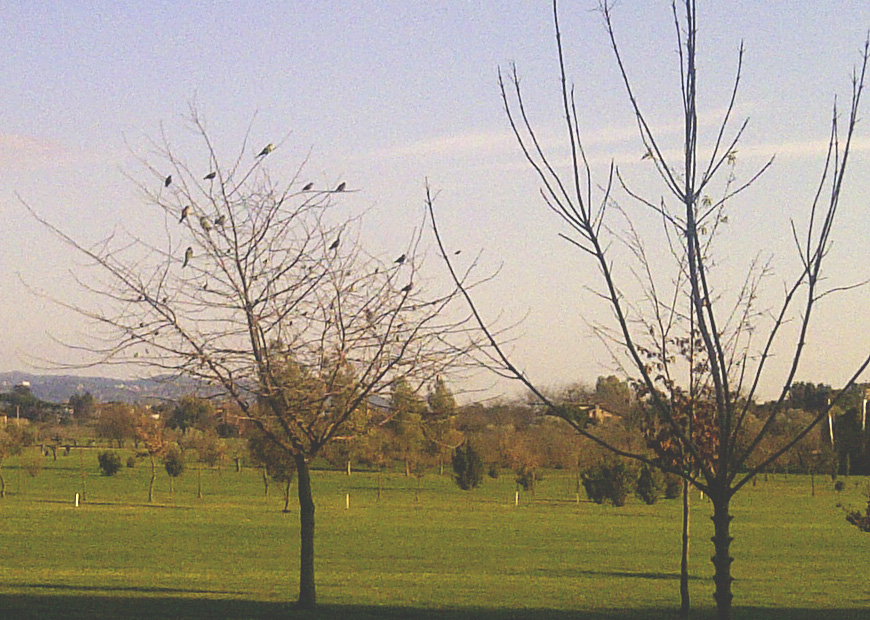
[329,236,340,251]
[335,182,346,192]
[182,247,193,268]
[164,175,172,187]
[394,254,406,265]
[179,205,190,223]
[257,143,274,157]
[200,216,212,232]
[214,215,226,228]
[302,182,314,191]
[204,171,216,180]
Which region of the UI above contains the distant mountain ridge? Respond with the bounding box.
[0,371,198,404]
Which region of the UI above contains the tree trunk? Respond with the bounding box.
[197,467,203,499]
[0,468,5,498]
[295,455,316,609]
[346,459,351,476]
[679,478,690,619]
[709,488,734,620]
[283,479,291,513]
[262,467,269,496]
[148,456,156,503]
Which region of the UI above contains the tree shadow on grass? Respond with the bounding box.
[0,591,865,620]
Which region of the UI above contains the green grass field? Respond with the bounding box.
[1,448,868,619]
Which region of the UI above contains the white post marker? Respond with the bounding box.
[346,493,349,510]
[75,493,80,507]
[515,491,519,507]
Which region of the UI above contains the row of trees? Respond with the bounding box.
[7,372,861,494]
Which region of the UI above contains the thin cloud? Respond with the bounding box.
[369,130,515,160]
[0,133,81,168]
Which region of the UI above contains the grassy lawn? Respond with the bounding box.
[1,448,868,619]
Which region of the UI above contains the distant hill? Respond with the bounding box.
[0,371,199,404]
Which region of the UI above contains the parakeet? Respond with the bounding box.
[329,236,340,251]
[257,143,274,157]
[204,171,216,180]
[200,216,212,232]
[214,215,226,228]
[302,182,314,191]
[183,247,193,268]
[394,254,406,265]
[179,205,190,223]
[335,182,346,192]
[401,283,413,293]
[164,175,172,187]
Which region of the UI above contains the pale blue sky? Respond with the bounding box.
[3,1,870,400]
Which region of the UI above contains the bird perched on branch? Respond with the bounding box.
[164,175,172,187]
[302,182,314,191]
[204,171,216,180]
[200,216,212,232]
[179,205,190,223]
[214,215,226,228]
[394,254,406,265]
[182,247,193,268]
[329,236,340,251]
[401,283,413,293]
[257,143,274,157]
[335,182,346,192]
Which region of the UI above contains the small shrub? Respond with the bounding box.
[581,466,607,504]
[607,460,630,507]
[834,480,845,493]
[487,464,500,479]
[846,490,870,532]
[636,464,664,505]
[582,458,631,507]
[163,445,185,478]
[126,455,137,468]
[452,443,484,490]
[97,451,123,476]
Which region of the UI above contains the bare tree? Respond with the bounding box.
[430,2,870,619]
[27,112,476,609]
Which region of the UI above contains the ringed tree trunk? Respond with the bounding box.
[295,454,316,609]
[679,478,690,619]
[709,484,734,620]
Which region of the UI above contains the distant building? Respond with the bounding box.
[580,404,618,423]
